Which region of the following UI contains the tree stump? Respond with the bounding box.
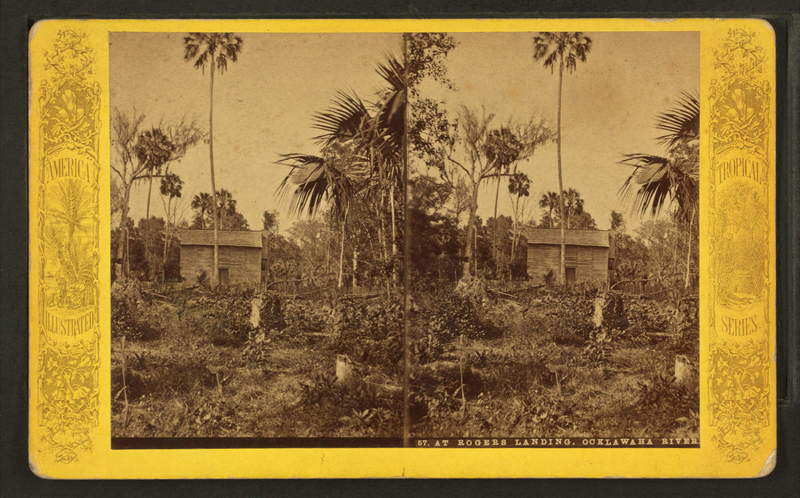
[593,292,628,330]
[335,355,356,386]
[674,355,698,388]
[250,297,263,329]
[593,295,605,328]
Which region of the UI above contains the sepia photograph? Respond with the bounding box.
[109,32,407,442]
[109,30,699,446]
[405,32,701,443]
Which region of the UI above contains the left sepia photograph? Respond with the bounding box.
[109,32,406,446]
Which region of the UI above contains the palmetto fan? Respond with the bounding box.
[276,153,358,220]
[620,91,700,222]
[654,91,700,149]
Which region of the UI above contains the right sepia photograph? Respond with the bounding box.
[406,31,700,442]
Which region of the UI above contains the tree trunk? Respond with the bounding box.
[337,220,346,289]
[493,174,501,268]
[117,183,132,261]
[162,196,172,280]
[510,195,518,260]
[556,57,566,284]
[475,223,479,275]
[566,205,571,229]
[402,34,411,448]
[209,56,220,286]
[116,183,133,279]
[390,184,398,284]
[376,150,387,262]
[146,174,153,220]
[684,208,695,290]
[144,174,154,278]
[463,186,480,279]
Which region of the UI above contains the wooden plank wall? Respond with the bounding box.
[527,244,609,284]
[180,246,261,285]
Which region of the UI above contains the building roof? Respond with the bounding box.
[521,228,612,248]
[176,229,265,248]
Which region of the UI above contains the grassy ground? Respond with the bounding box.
[409,283,700,440]
[111,284,403,438]
[111,280,699,441]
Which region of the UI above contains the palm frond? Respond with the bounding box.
[619,153,679,218]
[184,32,243,75]
[275,153,356,221]
[533,33,559,71]
[311,91,371,148]
[655,91,700,149]
[216,33,243,74]
[276,154,330,217]
[563,32,592,73]
[374,53,404,93]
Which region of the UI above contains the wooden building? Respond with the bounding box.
[521,228,616,285]
[176,229,267,286]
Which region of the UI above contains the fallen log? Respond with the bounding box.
[142,290,169,301]
[487,288,518,299]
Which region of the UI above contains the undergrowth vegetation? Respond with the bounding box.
[111,281,402,438]
[409,280,699,440]
[111,278,699,441]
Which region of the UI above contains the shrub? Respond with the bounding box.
[596,291,628,330]
[330,298,403,375]
[637,372,697,415]
[284,299,331,332]
[669,295,700,358]
[257,291,286,331]
[410,360,483,423]
[196,270,208,287]
[195,285,286,346]
[423,289,487,341]
[111,280,160,341]
[625,297,673,336]
[411,331,446,365]
[531,289,595,345]
[582,329,612,364]
[543,269,555,287]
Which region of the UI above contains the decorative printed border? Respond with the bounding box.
[35,28,102,464]
[27,19,776,478]
[707,27,772,464]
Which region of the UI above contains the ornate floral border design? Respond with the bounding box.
[35,29,102,464]
[707,27,772,464]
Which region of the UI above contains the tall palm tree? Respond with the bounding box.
[190,192,213,229]
[620,92,700,289]
[134,127,175,220]
[184,32,244,285]
[539,191,560,227]
[160,173,183,277]
[214,188,237,229]
[485,125,521,266]
[533,32,592,283]
[372,54,405,268]
[508,172,531,259]
[562,187,584,229]
[312,54,406,278]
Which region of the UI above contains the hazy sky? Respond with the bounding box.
[417,31,699,230]
[111,31,698,233]
[110,32,403,232]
